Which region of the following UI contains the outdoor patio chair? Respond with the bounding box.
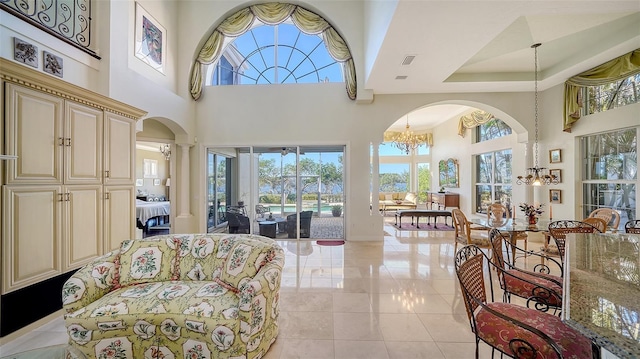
[287,211,313,238]
[455,244,596,359]
[226,210,250,234]
[255,204,270,218]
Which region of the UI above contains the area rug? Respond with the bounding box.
[394,223,454,231]
[316,240,345,246]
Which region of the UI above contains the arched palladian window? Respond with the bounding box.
[190,2,356,101]
[206,22,344,86]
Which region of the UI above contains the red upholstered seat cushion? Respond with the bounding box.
[504,270,563,306]
[476,302,592,359]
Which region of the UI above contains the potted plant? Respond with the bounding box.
[331,205,343,217]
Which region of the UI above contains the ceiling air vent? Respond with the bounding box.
[395,75,408,80]
[401,55,416,65]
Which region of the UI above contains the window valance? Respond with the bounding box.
[457,110,494,137]
[563,48,640,132]
[189,2,356,101]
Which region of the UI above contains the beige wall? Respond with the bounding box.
[135,149,170,199]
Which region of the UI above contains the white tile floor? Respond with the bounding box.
[0,223,553,358]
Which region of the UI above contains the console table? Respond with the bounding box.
[427,192,460,210]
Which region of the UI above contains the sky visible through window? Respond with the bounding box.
[229,22,343,84]
[377,143,430,173]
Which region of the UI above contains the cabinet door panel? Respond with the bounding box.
[65,102,103,184]
[2,185,62,293]
[5,84,63,184]
[64,185,103,270]
[104,113,135,185]
[104,186,135,251]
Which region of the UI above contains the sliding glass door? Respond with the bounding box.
[206,149,231,233]
[205,145,345,239]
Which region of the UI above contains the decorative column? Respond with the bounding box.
[178,143,193,217]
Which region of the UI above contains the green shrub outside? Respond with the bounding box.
[259,194,281,204]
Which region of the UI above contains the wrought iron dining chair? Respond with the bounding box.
[487,203,528,254]
[452,208,491,255]
[547,220,602,271]
[625,220,640,234]
[455,245,596,359]
[588,208,621,232]
[489,229,563,315]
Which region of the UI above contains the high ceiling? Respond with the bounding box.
[372,1,640,132]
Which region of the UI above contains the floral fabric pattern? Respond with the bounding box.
[117,238,177,287]
[477,302,592,358]
[63,234,284,359]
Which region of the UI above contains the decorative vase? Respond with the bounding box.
[528,215,538,225]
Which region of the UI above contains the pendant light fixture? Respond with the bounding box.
[516,43,559,186]
[392,115,421,155]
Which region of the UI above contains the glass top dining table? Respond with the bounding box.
[563,232,640,358]
[471,217,551,233]
[470,218,552,260]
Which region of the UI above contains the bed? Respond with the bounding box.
[136,199,171,235]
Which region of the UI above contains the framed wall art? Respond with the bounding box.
[549,169,562,183]
[549,189,562,204]
[439,158,459,188]
[43,51,63,77]
[549,149,562,163]
[13,38,38,68]
[134,2,166,73]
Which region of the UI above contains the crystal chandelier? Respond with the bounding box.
[516,43,558,186]
[392,115,421,155]
[159,144,171,160]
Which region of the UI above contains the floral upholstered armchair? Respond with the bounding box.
[62,233,284,359]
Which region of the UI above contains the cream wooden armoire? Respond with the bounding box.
[0,58,146,337]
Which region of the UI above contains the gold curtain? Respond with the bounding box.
[457,110,494,137]
[190,2,356,101]
[383,132,433,147]
[563,48,640,132]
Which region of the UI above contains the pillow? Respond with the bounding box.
[404,192,417,203]
[116,237,177,288]
[218,235,277,289]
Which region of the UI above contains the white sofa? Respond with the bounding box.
[377,192,418,212]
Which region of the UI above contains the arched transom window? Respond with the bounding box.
[207,21,343,85]
[190,2,356,101]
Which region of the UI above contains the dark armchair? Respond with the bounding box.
[226,209,250,234]
[287,211,313,238]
